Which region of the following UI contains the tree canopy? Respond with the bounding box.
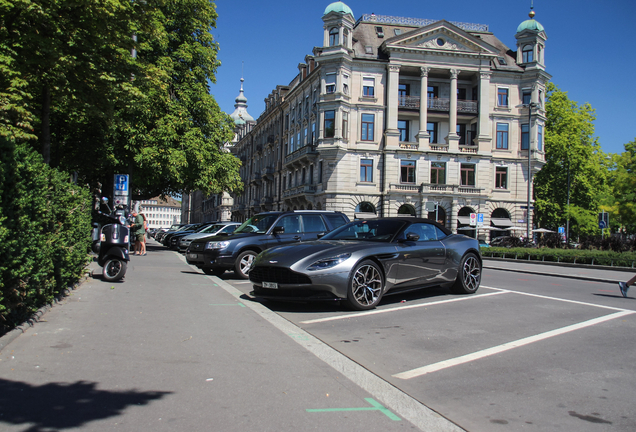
[0,0,241,198]
[533,82,609,239]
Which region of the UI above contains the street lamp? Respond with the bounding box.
[517,102,538,243]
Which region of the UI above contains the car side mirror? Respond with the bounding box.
[402,232,420,242]
[273,226,285,234]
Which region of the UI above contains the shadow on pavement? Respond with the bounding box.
[0,378,171,431]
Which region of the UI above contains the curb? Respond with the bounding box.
[0,264,95,354]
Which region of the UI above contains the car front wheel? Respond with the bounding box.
[345,260,384,310]
[234,251,257,279]
[450,253,481,294]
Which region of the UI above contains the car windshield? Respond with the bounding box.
[322,220,406,242]
[233,214,280,234]
[202,224,228,234]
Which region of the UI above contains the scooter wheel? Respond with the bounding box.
[103,259,127,282]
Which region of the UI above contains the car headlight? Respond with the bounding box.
[307,253,351,271]
[205,240,230,250]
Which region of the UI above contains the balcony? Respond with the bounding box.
[389,183,421,193]
[261,165,275,181]
[399,142,419,150]
[459,145,478,153]
[398,96,420,109]
[398,97,478,114]
[429,144,449,152]
[283,184,317,198]
[284,145,318,167]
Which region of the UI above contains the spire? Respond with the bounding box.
[229,70,254,125]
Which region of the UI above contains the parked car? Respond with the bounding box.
[186,211,350,278]
[178,222,240,252]
[155,224,185,242]
[164,223,213,249]
[249,217,482,310]
[161,223,199,246]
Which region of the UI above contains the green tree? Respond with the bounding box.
[0,0,241,198]
[534,82,609,240]
[610,140,636,233]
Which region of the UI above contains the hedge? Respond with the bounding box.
[481,247,636,268]
[0,138,92,334]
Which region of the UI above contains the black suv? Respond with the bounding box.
[185,211,350,278]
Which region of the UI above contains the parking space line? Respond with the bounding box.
[393,310,635,380]
[300,291,507,324]
[484,286,632,312]
[307,397,401,421]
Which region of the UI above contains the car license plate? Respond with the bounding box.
[188,253,198,259]
[262,282,278,289]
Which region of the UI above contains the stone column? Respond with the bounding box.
[451,198,458,233]
[323,25,329,47]
[446,69,460,150]
[338,25,344,47]
[385,64,401,148]
[417,67,430,146]
[477,71,492,150]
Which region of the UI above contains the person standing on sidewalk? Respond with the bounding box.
[619,275,636,298]
[130,210,145,255]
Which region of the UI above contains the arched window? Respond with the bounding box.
[398,204,416,216]
[522,44,533,63]
[355,202,376,214]
[457,207,476,238]
[329,28,339,46]
[427,206,446,226]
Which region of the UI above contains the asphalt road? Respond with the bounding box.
[1,239,635,431]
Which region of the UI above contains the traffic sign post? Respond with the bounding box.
[470,213,477,227]
[113,174,129,208]
[598,211,609,239]
[477,213,484,227]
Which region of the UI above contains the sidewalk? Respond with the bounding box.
[0,240,456,432]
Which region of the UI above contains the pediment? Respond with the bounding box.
[383,21,498,56]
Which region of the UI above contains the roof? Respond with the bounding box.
[516,10,545,33]
[323,1,353,17]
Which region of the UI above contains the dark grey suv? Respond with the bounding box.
[185,211,350,278]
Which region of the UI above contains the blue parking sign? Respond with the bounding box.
[114,174,128,192]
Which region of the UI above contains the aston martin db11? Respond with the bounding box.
[249,217,482,310]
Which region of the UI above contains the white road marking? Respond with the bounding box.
[393,310,635,380]
[300,291,507,324]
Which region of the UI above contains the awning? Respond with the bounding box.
[491,218,514,227]
[457,216,472,224]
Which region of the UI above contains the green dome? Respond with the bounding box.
[323,1,353,17]
[516,11,544,33]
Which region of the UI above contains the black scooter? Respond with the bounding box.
[91,198,130,282]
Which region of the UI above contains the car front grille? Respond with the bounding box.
[249,266,311,285]
[190,242,204,252]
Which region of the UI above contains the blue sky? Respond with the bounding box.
[211,0,635,155]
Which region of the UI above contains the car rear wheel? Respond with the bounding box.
[234,251,257,279]
[450,253,481,294]
[345,260,384,310]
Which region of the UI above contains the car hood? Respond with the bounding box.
[183,232,219,241]
[255,240,389,267]
[190,232,260,244]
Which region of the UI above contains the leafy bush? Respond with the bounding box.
[0,139,92,334]
[482,247,636,268]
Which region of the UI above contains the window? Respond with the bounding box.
[375,26,384,37]
[497,57,507,65]
[522,44,533,63]
[460,164,475,186]
[279,215,301,233]
[521,123,529,150]
[290,135,295,153]
[495,167,507,189]
[362,77,375,97]
[398,120,409,142]
[311,123,316,143]
[497,88,509,107]
[324,110,335,138]
[431,162,446,184]
[457,88,467,100]
[360,159,373,182]
[342,74,349,95]
[364,46,373,54]
[400,160,416,184]
[301,215,327,233]
[496,123,509,149]
[329,27,339,46]
[537,125,543,151]
[394,29,402,36]
[342,111,348,140]
[457,124,467,145]
[427,85,438,99]
[427,122,438,144]
[398,83,409,97]
[522,90,531,105]
[361,114,374,141]
[318,161,323,183]
[325,73,336,93]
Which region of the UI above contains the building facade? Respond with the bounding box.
[230,2,550,239]
[138,196,182,229]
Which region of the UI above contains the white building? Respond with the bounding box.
[138,196,182,229]
[230,2,550,240]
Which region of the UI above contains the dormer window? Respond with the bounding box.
[375,26,384,38]
[394,29,402,36]
[522,44,534,63]
[497,57,507,65]
[329,27,339,46]
[364,46,373,54]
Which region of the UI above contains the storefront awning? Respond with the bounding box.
[457,216,472,225]
[491,218,514,227]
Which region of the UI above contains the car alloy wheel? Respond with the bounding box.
[451,253,481,294]
[346,260,384,310]
[235,251,257,279]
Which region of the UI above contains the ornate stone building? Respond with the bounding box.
[230,2,550,239]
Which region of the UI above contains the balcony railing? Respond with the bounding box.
[283,184,317,198]
[284,145,318,165]
[398,97,478,114]
[399,142,419,150]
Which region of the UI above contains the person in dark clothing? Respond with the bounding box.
[130,211,145,255]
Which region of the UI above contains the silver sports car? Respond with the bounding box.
[249,217,482,310]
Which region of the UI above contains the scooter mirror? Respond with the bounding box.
[101,197,109,204]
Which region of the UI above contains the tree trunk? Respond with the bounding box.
[41,86,51,164]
